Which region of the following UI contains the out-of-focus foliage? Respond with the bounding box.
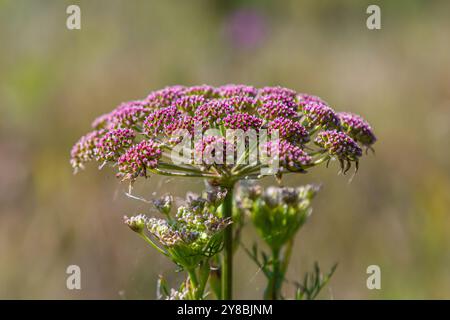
[1,0,450,299]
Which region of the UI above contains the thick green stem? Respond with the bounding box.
[265,247,281,300]
[198,262,210,299]
[221,184,234,300]
[187,269,200,300]
[208,256,222,299]
[281,239,294,276]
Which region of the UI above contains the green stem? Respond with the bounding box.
[221,183,234,300]
[198,261,210,299]
[265,247,281,300]
[281,239,294,276]
[138,232,168,257]
[187,269,200,300]
[158,161,207,175]
[151,167,213,178]
[209,257,222,299]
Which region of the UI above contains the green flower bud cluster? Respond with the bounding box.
[242,184,319,251]
[125,188,231,271]
[238,183,321,300]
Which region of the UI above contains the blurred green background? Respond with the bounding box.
[1,0,450,299]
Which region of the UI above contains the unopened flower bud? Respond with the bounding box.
[153,194,173,216]
[124,214,148,233]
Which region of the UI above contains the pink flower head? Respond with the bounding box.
[260,93,298,111]
[144,86,185,109]
[108,105,151,129]
[297,93,327,109]
[95,128,136,162]
[259,86,297,99]
[223,112,263,131]
[268,117,309,144]
[143,106,182,136]
[223,96,256,112]
[217,84,257,98]
[164,115,195,136]
[302,101,340,129]
[163,115,210,144]
[117,140,162,181]
[194,99,235,126]
[265,140,312,172]
[182,85,217,98]
[257,99,298,120]
[70,130,105,172]
[91,100,148,130]
[174,95,206,114]
[338,112,376,147]
[72,84,376,181]
[315,130,362,162]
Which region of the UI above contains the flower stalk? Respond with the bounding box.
[265,247,281,300]
[221,183,234,300]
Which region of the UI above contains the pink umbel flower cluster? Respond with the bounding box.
[338,112,377,147]
[302,101,340,129]
[92,101,150,130]
[218,84,257,98]
[70,130,105,172]
[145,86,185,109]
[268,117,309,144]
[260,86,297,98]
[265,140,313,173]
[96,128,135,162]
[143,106,181,136]
[181,85,216,97]
[70,85,378,302]
[164,115,196,136]
[194,99,235,126]
[257,99,298,120]
[223,112,263,131]
[223,96,256,112]
[259,91,298,111]
[70,84,376,182]
[297,93,327,107]
[315,130,363,170]
[174,95,206,114]
[117,140,162,181]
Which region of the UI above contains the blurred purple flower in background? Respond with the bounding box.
[223,8,268,50]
